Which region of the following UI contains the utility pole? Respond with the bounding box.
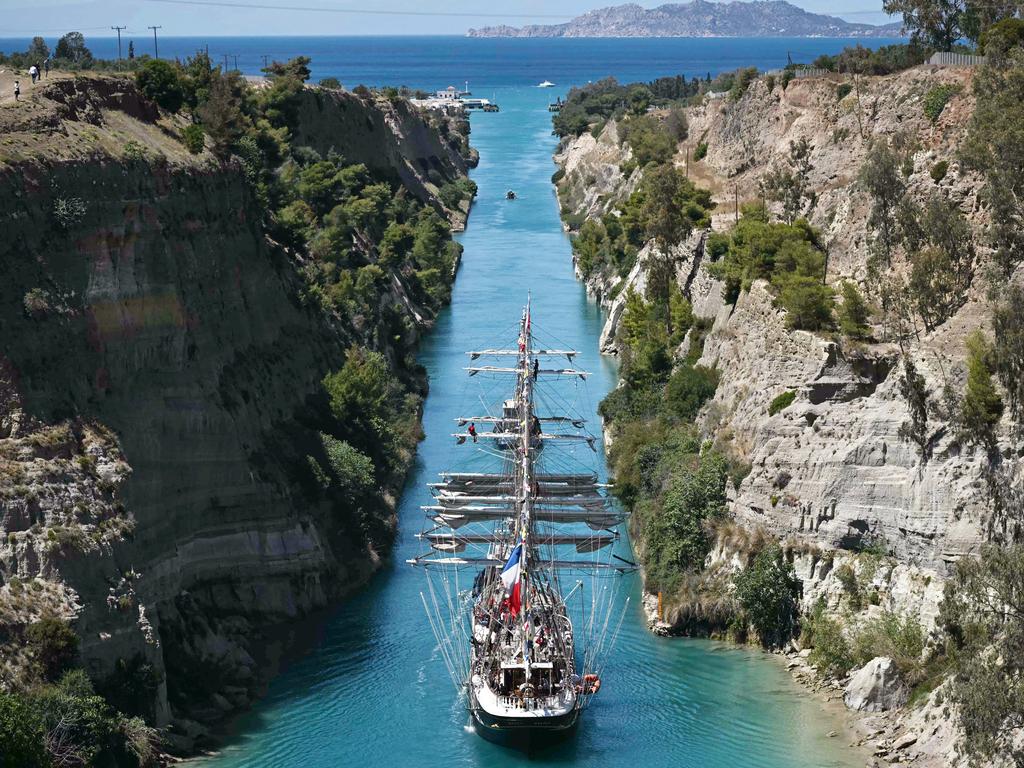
[261,54,269,70]
[734,184,739,224]
[111,26,126,63]
[232,54,239,71]
[222,53,229,72]
[148,25,161,59]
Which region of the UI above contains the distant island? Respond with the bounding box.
[467,0,904,38]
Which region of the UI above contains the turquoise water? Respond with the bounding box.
[187,42,870,767]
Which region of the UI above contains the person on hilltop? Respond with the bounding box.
[44,58,50,77]
[13,80,20,101]
[29,64,38,84]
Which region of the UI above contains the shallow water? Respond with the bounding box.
[169,37,879,768]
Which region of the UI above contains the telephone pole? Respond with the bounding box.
[148,25,161,59]
[110,26,126,62]
[232,54,239,71]
[261,54,269,69]
[222,53,229,72]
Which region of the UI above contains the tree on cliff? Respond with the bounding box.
[136,59,185,113]
[962,45,1024,277]
[53,31,92,65]
[898,356,931,460]
[959,331,1004,451]
[759,137,816,225]
[859,139,906,267]
[734,545,800,647]
[263,55,311,83]
[26,36,48,62]
[991,284,1024,428]
[196,71,247,161]
[884,0,1018,49]
[941,544,1024,764]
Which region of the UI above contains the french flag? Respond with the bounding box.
[501,543,524,617]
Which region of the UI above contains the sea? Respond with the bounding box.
[0,34,902,768]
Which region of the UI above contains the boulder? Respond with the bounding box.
[844,657,909,712]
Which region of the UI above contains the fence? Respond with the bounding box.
[927,51,987,67]
[763,67,832,79]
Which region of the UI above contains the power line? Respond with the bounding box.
[142,0,575,19]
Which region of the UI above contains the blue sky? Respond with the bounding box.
[1,0,895,37]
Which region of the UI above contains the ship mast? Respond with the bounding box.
[518,297,535,686]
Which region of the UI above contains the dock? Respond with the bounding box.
[411,84,500,113]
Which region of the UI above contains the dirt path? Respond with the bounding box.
[0,69,70,106]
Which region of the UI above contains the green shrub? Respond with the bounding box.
[665,365,719,421]
[781,70,795,90]
[765,75,776,93]
[621,114,677,167]
[26,616,79,681]
[943,544,1024,762]
[122,140,145,160]
[551,168,565,185]
[320,433,376,498]
[768,390,796,416]
[806,611,853,676]
[181,123,205,154]
[635,447,728,594]
[930,160,948,183]
[777,275,835,331]
[836,83,853,101]
[693,141,708,161]
[834,563,861,608]
[734,545,800,647]
[136,59,185,112]
[960,331,1004,449]
[53,196,87,228]
[22,288,51,317]
[319,76,342,89]
[0,692,48,768]
[923,84,962,123]
[979,17,1024,56]
[837,281,871,339]
[728,67,759,101]
[851,611,926,681]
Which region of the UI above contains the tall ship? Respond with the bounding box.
[409,300,635,742]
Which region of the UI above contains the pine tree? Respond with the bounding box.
[960,331,1004,450]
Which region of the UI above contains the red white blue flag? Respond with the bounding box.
[501,543,524,617]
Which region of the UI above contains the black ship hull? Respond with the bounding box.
[469,691,579,747]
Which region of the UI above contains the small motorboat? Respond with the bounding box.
[537,80,555,88]
[506,190,517,200]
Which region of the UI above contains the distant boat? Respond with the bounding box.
[537,81,555,88]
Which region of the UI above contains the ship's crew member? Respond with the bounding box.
[468,422,477,442]
[533,358,539,380]
[531,415,542,436]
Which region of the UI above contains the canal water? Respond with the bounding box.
[185,38,879,768]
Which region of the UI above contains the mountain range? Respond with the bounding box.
[467,1,904,38]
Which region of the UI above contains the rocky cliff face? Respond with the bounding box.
[0,75,470,749]
[555,64,1021,765]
